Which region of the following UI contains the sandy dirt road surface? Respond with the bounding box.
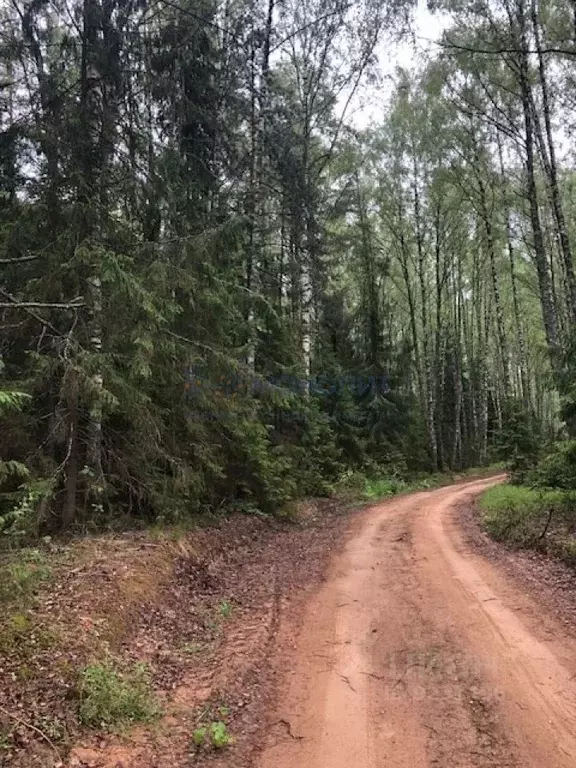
[258,476,576,768]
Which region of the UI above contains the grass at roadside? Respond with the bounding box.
[0,548,52,606]
[479,484,576,566]
[79,660,161,730]
[357,464,504,503]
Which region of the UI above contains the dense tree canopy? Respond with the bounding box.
[0,0,574,535]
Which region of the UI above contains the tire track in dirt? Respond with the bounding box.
[258,476,576,768]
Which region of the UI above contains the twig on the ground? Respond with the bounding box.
[0,704,61,759]
[337,673,357,692]
[361,671,387,681]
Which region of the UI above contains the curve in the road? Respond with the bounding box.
[258,477,576,768]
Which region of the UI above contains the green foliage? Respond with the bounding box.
[192,721,233,751]
[480,485,562,545]
[78,661,161,730]
[0,391,30,414]
[364,475,408,500]
[210,720,233,749]
[0,390,37,538]
[0,0,563,542]
[492,398,543,476]
[193,726,207,746]
[0,611,57,658]
[0,550,51,604]
[527,441,576,490]
[479,485,576,565]
[363,469,458,501]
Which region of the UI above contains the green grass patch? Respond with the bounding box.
[0,549,51,605]
[479,484,576,564]
[364,472,448,500]
[362,464,503,503]
[78,660,161,730]
[479,485,564,545]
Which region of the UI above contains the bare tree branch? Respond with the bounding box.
[0,254,39,265]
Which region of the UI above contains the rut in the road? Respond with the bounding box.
[259,477,576,768]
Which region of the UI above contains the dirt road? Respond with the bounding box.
[258,477,576,768]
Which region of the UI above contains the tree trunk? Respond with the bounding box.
[530,0,576,327]
[475,162,510,394]
[80,0,105,497]
[62,392,79,529]
[413,159,438,470]
[356,174,381,371]
[516,0,560,369]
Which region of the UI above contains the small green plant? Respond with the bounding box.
[218,600,233,619]
[7,612,31,633]
[210,720,232,748]
[193,726,207,746]
[79,660,161,730]
[0,613,31,653]
[192,720,233,751]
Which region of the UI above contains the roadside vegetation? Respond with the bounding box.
[360,465,503,503]
[78,661,161,730]
[479,434,576,566]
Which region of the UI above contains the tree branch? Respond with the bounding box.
[0,254,39,265]
[0,298,84,309]
[0,288,75,335]
[439,37,576,57]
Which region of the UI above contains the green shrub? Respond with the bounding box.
[364,476,407,500]
[79,661,160,730]
[479,485,567,547]
[362,469,462,502]
[492,397,543,475]
[528,441,576,490]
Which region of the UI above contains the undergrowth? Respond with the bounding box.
[192,704,234,753]
[362,464,503,503]
[479,484,576,565]
[0,549,51,605]
[78,660,161,730]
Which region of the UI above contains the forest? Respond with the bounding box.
[1,0,576,538]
